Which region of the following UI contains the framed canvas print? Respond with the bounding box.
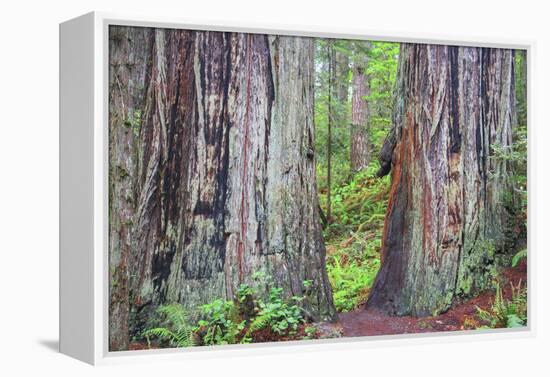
[59,12,532,365]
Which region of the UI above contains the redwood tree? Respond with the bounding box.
[350,51,370,172]
[108,26,153,351]
[367,44,516,316]
[108,27,336,350]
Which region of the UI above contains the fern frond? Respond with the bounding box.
[511,249,527,267]
[143,304,195,348]
[144,327,179,344]
[158,304,188,330]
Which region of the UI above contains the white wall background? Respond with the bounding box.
[0,0,547,375]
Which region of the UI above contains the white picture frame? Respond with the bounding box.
[59,11,535,365]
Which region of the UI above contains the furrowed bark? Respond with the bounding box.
[264,36,336,321]
[367,44,516,316]
[128,28,165,332]
[108,29,336,346]
[162,30,234,310]
[108,26,153,351]
[350,54,370,172]
[334,48,350,104]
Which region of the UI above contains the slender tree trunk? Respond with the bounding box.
[108,29,336,347]
[108,26,153,351]
[350,54,370,172]
[368,44,516,316]
[515,50,527,126]
[334,48,350,104]
[326,42,333,223]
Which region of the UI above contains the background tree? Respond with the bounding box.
[326,41,334,222]
[367,44,517,316]
[333,43,350,105]
[315,41,398,183]
[350,42,371,172]
[313,40,398,311]
[322,40,351,223]
[508,49,528,242]
[515,50,527,126]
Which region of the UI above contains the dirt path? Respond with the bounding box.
[328,260,527,337]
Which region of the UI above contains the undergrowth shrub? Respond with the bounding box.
[143,274,315,348]
[329,254,379,311]
[195,299,245,346]
[476,280,527,329]
[243,286,305,342]
[143,304,196,348]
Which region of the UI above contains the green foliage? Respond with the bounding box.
[143,304,196,348]
[123,109,142,137]
[489,121,527,249]
[312,38,397,313]
[366,42,400,158]
[329,254,379,311]
[476,280,527,329]
[323,163,390,311]
[196,276,308,345]
[303,325,318,340]
[314,39,352,189]
[142,272,315,348]
[314,40,399,190]
[490,122,527,193]
[196,299,246,346]
[244,286,305,341]
[511,249,527,267]
[322,165,389,237]
[515,50,527,126]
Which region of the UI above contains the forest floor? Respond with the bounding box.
[323,259,527,338]
[128,259,526,351]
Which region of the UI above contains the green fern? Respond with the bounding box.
[476,280,527,329]
[244,287,304,337]
[196,299,246,345]
[511,249,527,267]
[242,312,270,342]
[143,304,196,348]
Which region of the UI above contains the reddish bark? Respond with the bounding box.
[368,44,516,316]
[108,28,336,350]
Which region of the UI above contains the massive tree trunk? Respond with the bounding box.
[108,28,336,349]
[264,36,335,321]
[350,54,370,172]
[368,44,516,316]
[108,26,153,351]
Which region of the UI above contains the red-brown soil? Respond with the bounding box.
[128,342,154,351]
[331,260,527,337]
